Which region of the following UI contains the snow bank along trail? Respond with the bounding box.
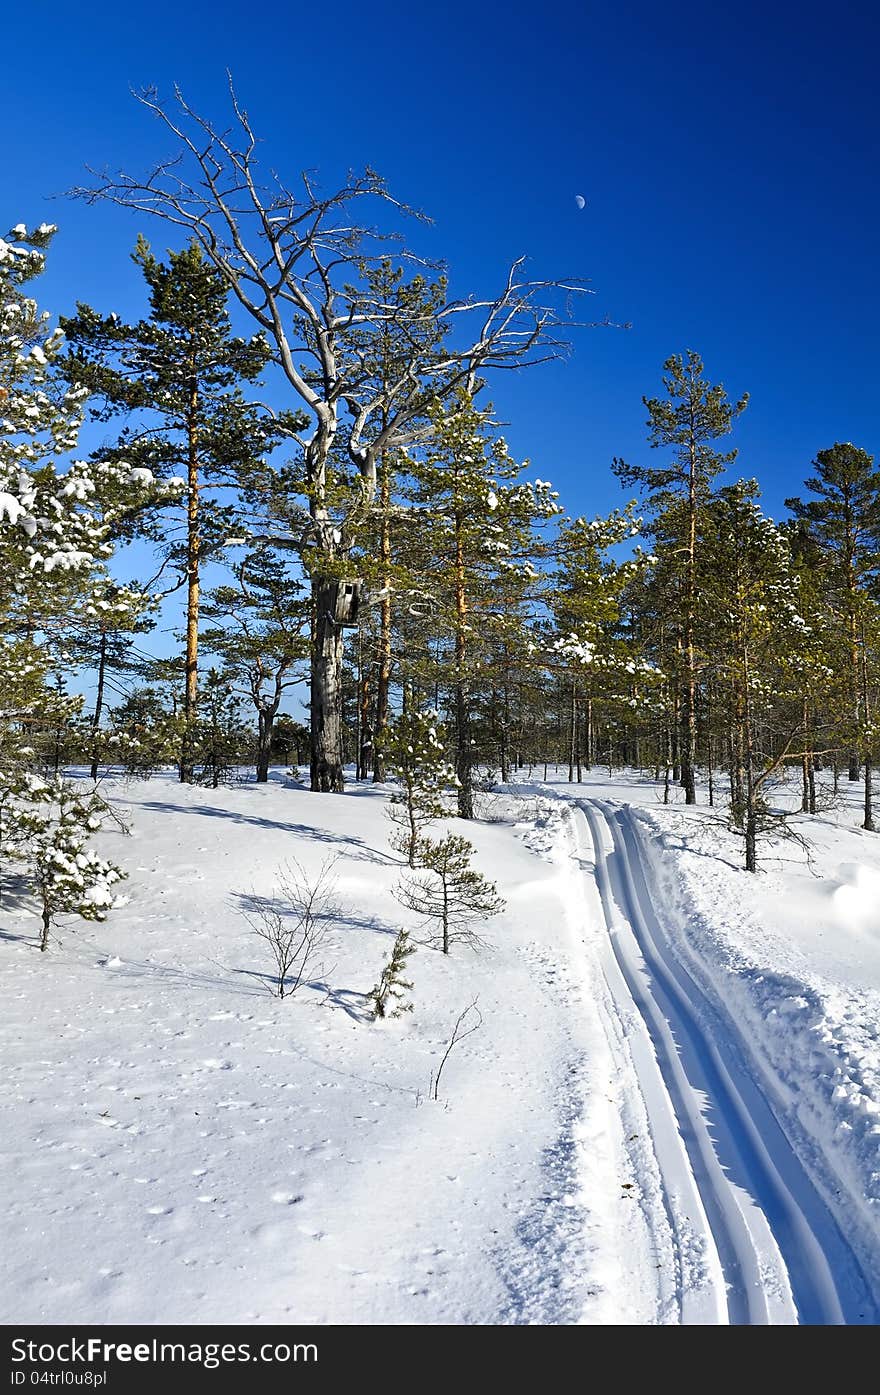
[575,798,877,1325]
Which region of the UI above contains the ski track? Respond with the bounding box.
[572,796,878,1326]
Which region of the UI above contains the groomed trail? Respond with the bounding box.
[573,798,878,1326]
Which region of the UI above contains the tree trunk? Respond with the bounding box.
[682,448,698,804]
[706,680,714,808]
[863,637,874,832]
[586,696,594,770]
[372,449,393,783]
[742,644,758,873]
[256,708,275,784]
[663,725,672,805]
[310,579,346,792]
[180,368,200,785]
[453,508,473,820]
[89,628,108,782]
[455,681,474,819]
[358,663,373,782]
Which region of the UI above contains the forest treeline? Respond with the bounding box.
[2,88,879,914]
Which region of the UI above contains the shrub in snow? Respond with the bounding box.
[429,1000,483,1101]
[0,774,126,952]
[368,928,415,1020]
[242,857,340,999]
[395,833,504,955]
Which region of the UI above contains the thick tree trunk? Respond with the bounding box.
[455,682,474,820]
[256,708,275,784]
[310,579,346,792]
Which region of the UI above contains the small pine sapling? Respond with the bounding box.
[382,709,457,866]
[368,928,416,1020]
[395,833,504,954]
[6,777,127,951]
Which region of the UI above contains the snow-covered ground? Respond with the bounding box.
[2,767,879,1324]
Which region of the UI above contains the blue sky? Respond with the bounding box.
[7,0,879,528]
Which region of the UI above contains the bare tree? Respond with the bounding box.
[430,1000,483,1101]
[243,856,340,997]
[74,77,603,791]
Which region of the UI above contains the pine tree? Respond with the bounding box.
[80,91,595,793]
[1,775,126,951]
[64,580,157,779]
[381,708,457,865]
[786,442,880,827]
[550,506,649,781]
[404,393,560,817]
[367,928,415,1019]
[614,351,748,803]
[395,832,504,954]
[350,261,448,782]
[61,237,292,782]
[194,668,248,789]
[0,224,171,778]
[698,483,810,870]
[202,549,309,782]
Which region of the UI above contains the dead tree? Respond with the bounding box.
[75,78,603,792]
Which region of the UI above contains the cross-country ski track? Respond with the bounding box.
[567,796,878,1325]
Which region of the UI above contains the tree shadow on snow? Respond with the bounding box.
[140,800,397,865]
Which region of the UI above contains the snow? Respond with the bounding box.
[2,768,879,1324]
[0,774,650,1325]
[0,490,27,525]
[628,783,880,1302]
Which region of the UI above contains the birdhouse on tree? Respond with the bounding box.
[330,579,362,627]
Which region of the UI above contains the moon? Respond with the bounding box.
[574,194,586,210]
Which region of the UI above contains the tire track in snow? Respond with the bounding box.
[578,799,877,1325]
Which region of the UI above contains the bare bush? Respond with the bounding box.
[429,1000,483,1101]
[243,857,340,998]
